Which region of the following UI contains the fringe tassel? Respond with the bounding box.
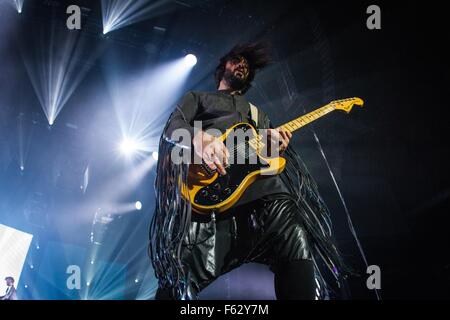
[280,146,353,299]
[149,136,192,299]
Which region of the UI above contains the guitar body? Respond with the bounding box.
[184,122,286,214]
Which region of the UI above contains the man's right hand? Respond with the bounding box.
[192,130,229,175]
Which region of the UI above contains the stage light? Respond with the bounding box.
[152,151,158,161]
[13,0,24,14]
[119,138,139,155]
[135,201,142,211]
[103,24,112,35]
[184,54,197,67]
[135,278,139,283]
[30,265,34,269]
[20,165,24,171]
[86,281,90,286]
[90,260,94,265]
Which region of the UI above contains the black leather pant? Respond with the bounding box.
[156,194,315,299]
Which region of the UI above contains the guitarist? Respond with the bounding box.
[150,42,348,300]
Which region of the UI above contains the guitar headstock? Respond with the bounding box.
[330,97,364,113]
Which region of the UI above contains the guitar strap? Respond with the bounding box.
[249,102,259,127]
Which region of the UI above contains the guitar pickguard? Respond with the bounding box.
[193,157,270,207]
[191,122,269,207]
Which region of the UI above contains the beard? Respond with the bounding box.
[223,69,248,91]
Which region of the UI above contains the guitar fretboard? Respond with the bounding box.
[249,104,335,150]
[277,104,334,133]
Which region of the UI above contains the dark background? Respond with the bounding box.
[0,0,449,299]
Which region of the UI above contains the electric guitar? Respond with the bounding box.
[183,97,364,214]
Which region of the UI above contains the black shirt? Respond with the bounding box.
[163,90,288,206]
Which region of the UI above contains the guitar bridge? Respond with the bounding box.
[201,162,230,176]
[201,162,214,176]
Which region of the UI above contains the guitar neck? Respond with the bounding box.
[276,104,335,133]
[249,97,362,151]
[249,104,336,150]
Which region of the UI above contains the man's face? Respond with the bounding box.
[222,55,250,91]
[226,55,250,81]
[6,279,12,286]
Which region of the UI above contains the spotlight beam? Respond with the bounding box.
[106,56,195,161]
[22,22,104,125]
[17,113,32,172]
[101,0,182,34]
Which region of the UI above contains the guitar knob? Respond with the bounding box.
[200,189,208,197]
[223,187,232,195]
[210,194,219,202]
[213,182,221,190]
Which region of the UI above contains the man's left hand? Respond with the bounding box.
[266,128,292,155]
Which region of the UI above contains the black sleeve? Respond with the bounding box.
[163,91,200,148]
